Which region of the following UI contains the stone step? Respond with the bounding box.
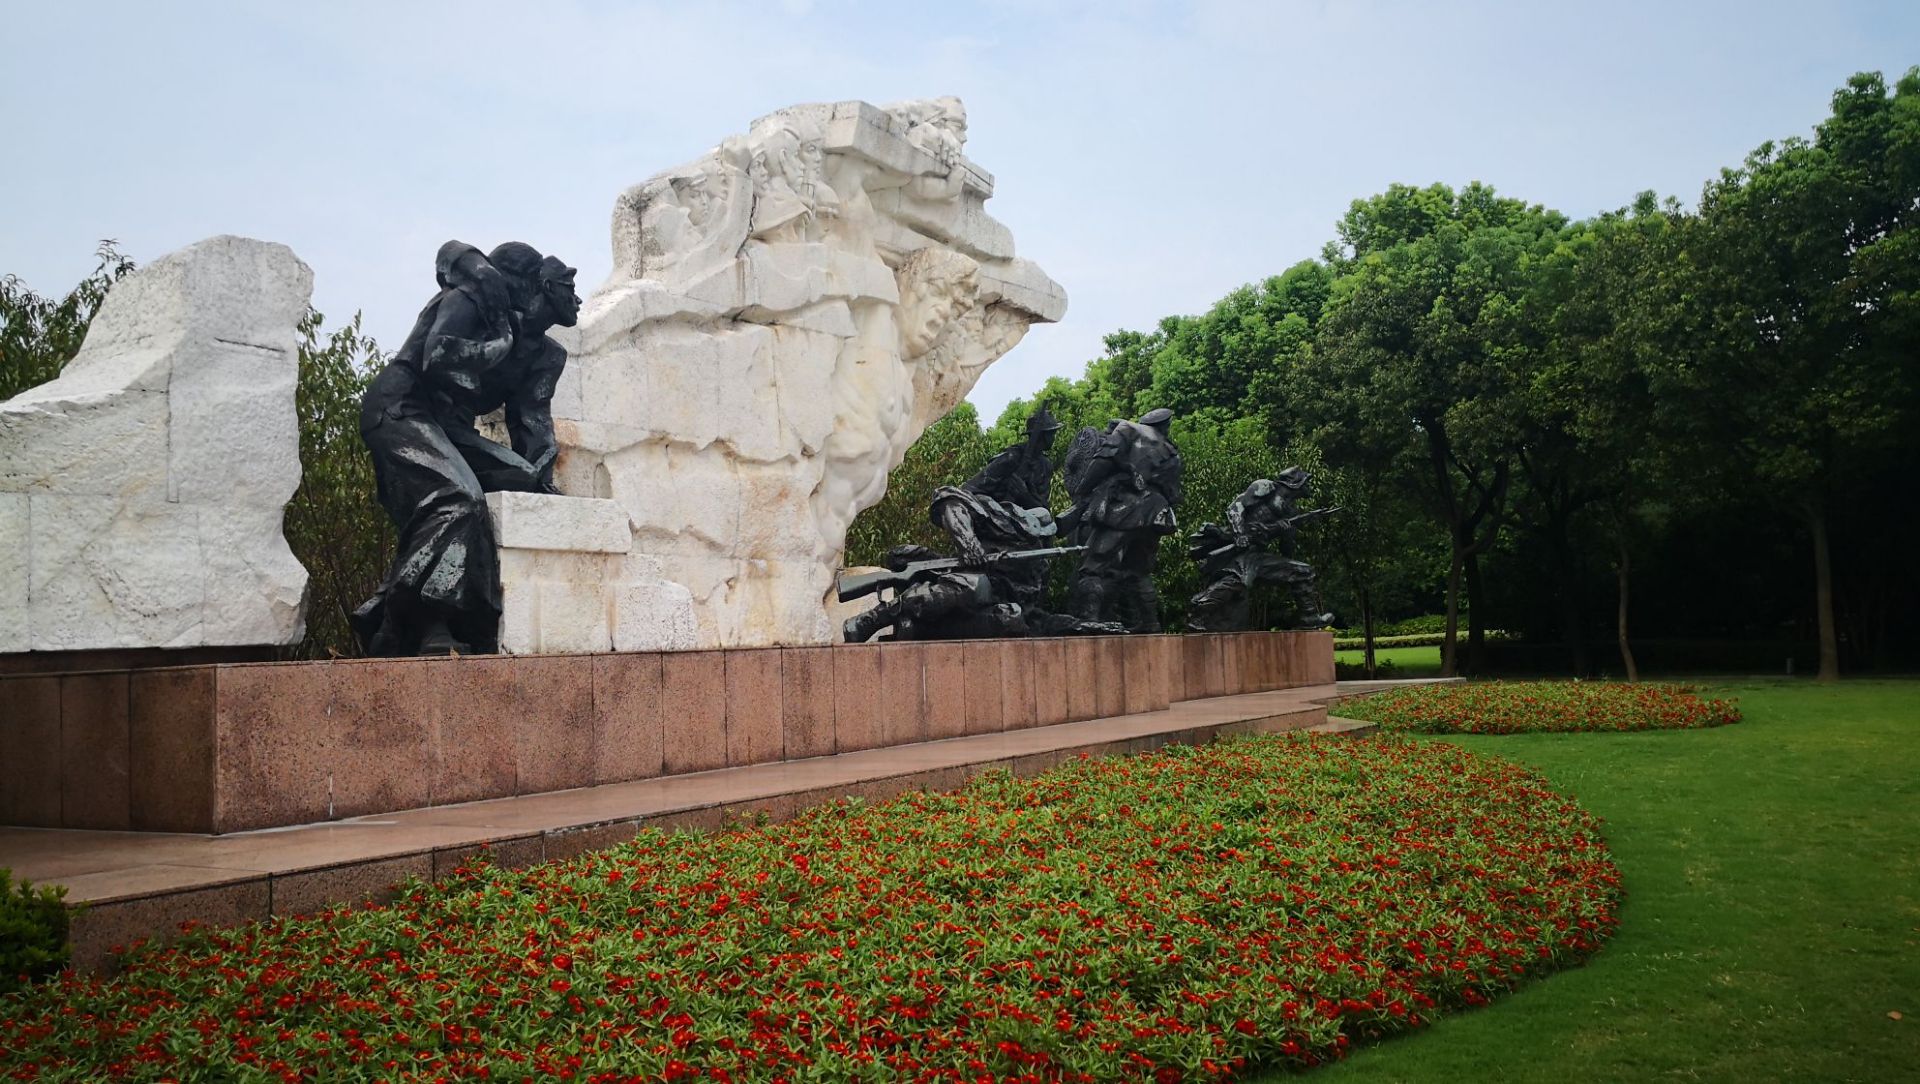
[1303,716,1379,737]
[4,683,1370,973]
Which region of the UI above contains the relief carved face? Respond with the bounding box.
[896,248,979,358]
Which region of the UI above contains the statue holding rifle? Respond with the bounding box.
[1186,468,1339,632]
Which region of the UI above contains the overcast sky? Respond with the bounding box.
[3,1,1914,419]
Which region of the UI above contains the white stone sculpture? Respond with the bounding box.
[0,235,311,653]
[515,98,1066,651]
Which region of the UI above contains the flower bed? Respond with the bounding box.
[0,736,1621,1082]
[1339,681,1742,735]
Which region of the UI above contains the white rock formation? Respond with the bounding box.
[0,235,311,653]
[537,97,1066,650]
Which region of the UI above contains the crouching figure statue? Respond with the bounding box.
[353,240,581,656]
[1186,468,1339,632]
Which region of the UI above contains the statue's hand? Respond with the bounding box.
[957,539,989,566]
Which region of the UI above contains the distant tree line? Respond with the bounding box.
[852,69,1920,680]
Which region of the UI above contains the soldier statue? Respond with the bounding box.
[352,241,581,656]
[840,408,1118,642]
[1186,468,1339,631]
[1060,407,1184,632]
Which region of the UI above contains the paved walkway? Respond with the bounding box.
[2,680,1412,970]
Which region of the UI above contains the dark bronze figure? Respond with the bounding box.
[1186,468,1339,631]
[840,408,1120,642]
[352,241,582,656]
[1060,407,1183,632]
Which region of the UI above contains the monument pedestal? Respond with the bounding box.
[0,631,1335,835]
[488,492,696,654]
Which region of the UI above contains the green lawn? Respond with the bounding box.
[1335,645,1443,675]
[1277,679,1920,1083]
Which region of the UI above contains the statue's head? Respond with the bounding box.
[930,97,967,144]
[1274,465,1311,493]
[490,242,581,329]
[896,247,979,358]
[1139,407,1174,433]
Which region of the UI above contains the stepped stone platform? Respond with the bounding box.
[0,631,1324,834]
[0,671,1421,974]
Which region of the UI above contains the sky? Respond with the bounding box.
[3,0,1915,421]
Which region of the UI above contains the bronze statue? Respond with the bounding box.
[352,241,581,656]
[1186,469,1338,631]
[1060,407,1183,632]
[840,408,1120,642]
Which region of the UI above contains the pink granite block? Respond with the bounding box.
[1221,634,1247,695]
[593,652,665,783]
[878,642,928,746]
[724,648,783,767]
[961,641,1005,735]
[1162,636,1187,703]
[1064,637,1098,721]
[426,656,516,808]
[923,642,966,740]
[0,676,61,826]
[1253,633,1278,690]
[1122,637,1158,714]
[271,853,431,917]
[59,671,130,830]
[662,651,728,774]
[832,644,883,752]
[1033,639,1069,726]
[130,667,215,832]
[68,878,270,973]
[1311,632,1336,684]
[1093,637,1126,718]
[782,647,836,759]
[1002,640,1038,730]
[509,656,596,795]
[213,663,337,832]
[326,658,432,819]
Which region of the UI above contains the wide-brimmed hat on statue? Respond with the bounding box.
[1139,407,1174,428]
[1026,407,1066,435]
[1274,465,1312,490]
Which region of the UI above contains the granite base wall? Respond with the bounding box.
[0,631,1332,834]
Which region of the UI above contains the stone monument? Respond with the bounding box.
[0,236,311,654]
[508,97,1067,653]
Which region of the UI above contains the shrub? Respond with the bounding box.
[0,736,1620,1081]
[1339,681,1743,734]
[0,871,70,995]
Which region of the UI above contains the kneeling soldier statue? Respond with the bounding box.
[1186,468,1339,632]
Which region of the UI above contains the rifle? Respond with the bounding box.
[837,545,1086,602]
[1201,506,1343,558]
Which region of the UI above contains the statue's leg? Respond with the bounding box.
[360,411,499,655]
[450,425,544,493]
[1188,560,1252,631]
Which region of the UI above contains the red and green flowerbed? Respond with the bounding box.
[0,735,1620,1082]
[1336,681,1742,735]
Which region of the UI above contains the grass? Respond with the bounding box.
[1278,679,1920,1083]
[1334,645,1442,676]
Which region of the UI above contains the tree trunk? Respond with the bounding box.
[1464,552,1486,675]
[1360,590,1377,680]
[1615,543,1637,682]
[1807,502,1839,682]
[1549,522,1588,677]
[1441,549,1463,678]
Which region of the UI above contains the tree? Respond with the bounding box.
[1671,69,1920,681]
[843,403,996,566]
[0,241,134,401]
[283,310,392,658]
[1312,183,1566,675]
